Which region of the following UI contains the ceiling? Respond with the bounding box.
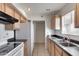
[13,3,67,17]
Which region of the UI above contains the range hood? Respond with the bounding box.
[0,11,18,24]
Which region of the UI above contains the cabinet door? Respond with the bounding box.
[14,10,20,30]
[47,38,51,55]
[51,41,55,56]
[5,3,14,17]
[24,42,28,56]
[0,4,2,11]
[51,16,55,29]
[55,44,63,56]
[20,16,26,23]
[55,49,61,56]
[75,3,79,28]
[63,51,69,56]
[0,3,5,12]
[15,10,20,20]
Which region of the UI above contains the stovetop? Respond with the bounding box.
[0,42,21,55]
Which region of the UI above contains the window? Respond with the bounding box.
[55,16,60,30]
[62,10,73,34]
[62,10,79,35]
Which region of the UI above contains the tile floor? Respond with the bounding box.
[32,43,49,56]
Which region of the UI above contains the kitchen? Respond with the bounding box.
[0,3,79,56]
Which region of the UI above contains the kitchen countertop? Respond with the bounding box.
[14,39,27,43]
[49,36,79,56]
[7,38,27,43]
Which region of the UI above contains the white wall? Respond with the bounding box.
[0,24,14,46]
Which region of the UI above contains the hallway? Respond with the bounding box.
[32,43,49,56]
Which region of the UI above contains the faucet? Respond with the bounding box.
[66,35,71,46]
[67,35,71,43]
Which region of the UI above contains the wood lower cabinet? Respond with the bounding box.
[55,49,61,56]
[47,38,70,56]
[24,41,28,56]
[55,44,63,56]
[63,51,69,56]
[50,41,55,56]
[47,38,51,55]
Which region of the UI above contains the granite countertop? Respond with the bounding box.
[7,38,27,43]
[15,39,27,42]
[49,36,79,56]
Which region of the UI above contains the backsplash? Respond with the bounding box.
[0,24,14,45]
[54,30,79,42]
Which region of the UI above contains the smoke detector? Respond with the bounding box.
[46,9,50,11]
[41,16,43,17]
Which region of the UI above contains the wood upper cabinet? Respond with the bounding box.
[0,3,5,12]
[20,16,26,23]
[5,4,15,17]
[51,15,56,29]
[75,3,79,28]
[51,15,61,29]
[14,10,21,20]
[5,9,21,30]
[13,10,21,30]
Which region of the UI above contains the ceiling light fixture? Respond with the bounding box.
[27,8,31,11]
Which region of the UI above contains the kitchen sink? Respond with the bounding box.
[60,42,76,47]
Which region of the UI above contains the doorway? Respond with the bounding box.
[32,21,49,56]
[34,21,45,44]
